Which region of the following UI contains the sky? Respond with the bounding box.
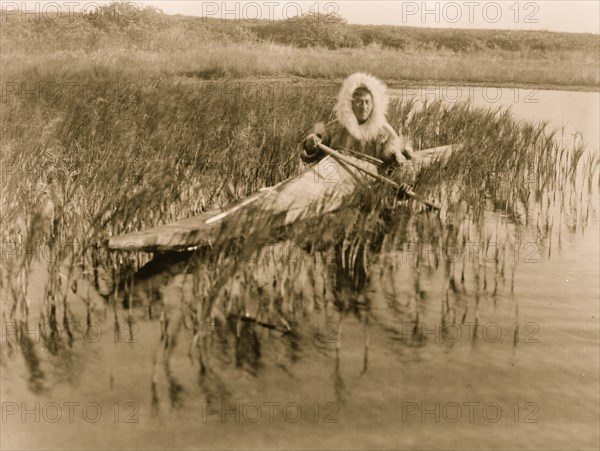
[2,1,599,33]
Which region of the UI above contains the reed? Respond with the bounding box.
[1,63,597,398]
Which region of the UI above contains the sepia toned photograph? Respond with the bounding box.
[0,1,598,449]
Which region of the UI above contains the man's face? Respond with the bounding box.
[352,91,373,124]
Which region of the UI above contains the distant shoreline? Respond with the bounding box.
[176,74,600,94]
[386,79,599,93]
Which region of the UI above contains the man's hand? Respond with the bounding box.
[301,133,324,163]
[397,182,412,198]
[304,133,322,152]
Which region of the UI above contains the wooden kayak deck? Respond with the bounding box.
[107,145,457,253]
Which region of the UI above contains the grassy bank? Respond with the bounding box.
[1,4,598,89]
[3,43,598,93]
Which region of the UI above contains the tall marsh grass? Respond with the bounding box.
[1,63,598,395]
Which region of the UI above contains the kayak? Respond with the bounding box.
[107,145,457,253]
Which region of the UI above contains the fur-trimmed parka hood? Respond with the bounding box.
[334,73,389,142]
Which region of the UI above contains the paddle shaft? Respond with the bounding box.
[316,143,441,210]
[207,143,441,226]
[204,176,293,225]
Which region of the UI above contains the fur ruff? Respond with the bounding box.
[334,73,389,142]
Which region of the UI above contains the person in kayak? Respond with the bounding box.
[301,72,413,167]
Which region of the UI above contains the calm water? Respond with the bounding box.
[2,88,599,450]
